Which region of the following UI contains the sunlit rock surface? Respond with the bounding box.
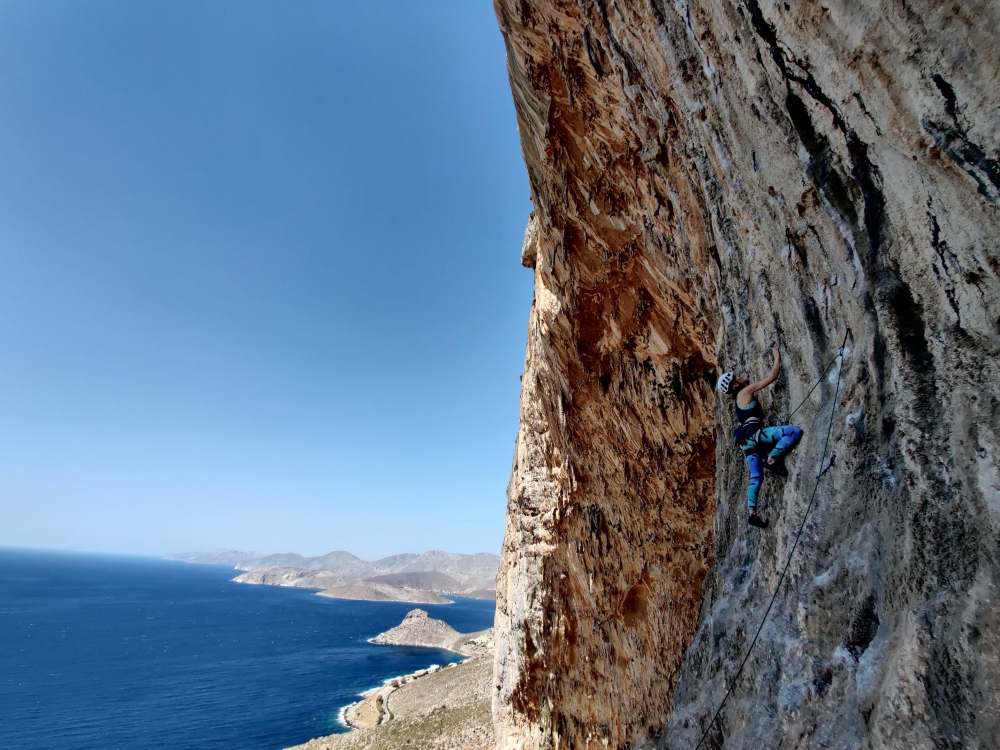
[492,1,999,748]
[371,608,477,653]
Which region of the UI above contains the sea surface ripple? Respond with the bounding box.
[0,548,495,750]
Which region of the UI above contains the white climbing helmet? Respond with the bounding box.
[716,372,734,393]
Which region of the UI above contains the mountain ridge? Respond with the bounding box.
[169,549,500,603]
[166,549,499,578]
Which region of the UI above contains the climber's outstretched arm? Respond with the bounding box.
[738,347,781,401]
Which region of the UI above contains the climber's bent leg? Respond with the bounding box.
[760,425,803,460]
[745,452,763,512]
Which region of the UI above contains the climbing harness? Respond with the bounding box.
[728,343,843,449]
[732,399,764,448]
[694,330,852,750]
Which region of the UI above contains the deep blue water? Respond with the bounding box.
[0,548,496,750]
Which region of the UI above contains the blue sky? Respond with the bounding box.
[0,1,532,558]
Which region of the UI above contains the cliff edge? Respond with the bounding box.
[493,1,999,749]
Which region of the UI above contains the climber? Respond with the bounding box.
[716,347,803,529]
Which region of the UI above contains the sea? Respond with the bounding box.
[0,547,496,750]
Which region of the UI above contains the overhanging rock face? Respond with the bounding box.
[492,1,1000,749]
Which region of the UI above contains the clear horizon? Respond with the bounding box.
[0,1,531,559]
[1,544,500,560]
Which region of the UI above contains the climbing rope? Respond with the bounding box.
[694,330,851,750]
[786,344,847,420]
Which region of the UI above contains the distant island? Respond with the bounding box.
[165,549,499,603]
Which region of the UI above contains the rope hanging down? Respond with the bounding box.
[787,345,847,420]
[694,329,852,750]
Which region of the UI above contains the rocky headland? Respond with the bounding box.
[369,608,493,655]
[287,613,496,750]
[233,567,356,590]
[171,549,499,604]
[169,549,498,577]
[318,584,453,605]
[491,0,999,749]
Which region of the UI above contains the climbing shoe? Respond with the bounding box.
[748,513,769,529]
[764,458,788,477]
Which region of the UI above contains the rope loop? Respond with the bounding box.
[816,453,836,480]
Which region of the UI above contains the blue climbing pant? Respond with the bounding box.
[743,425,804,511]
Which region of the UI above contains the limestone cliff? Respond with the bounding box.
[492,1,1000,749]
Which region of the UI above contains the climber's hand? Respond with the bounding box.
[744,348,782,396]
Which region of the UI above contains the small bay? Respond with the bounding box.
[0,548,496,750]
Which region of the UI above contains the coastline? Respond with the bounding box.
[308,613,496,746]
[288,651,494,750]
[316,584,453,605]
[169,551,500,605]
[230,568,472,605]
[338,661,451,730]
[366,628,493,656]
[335,704,351,730]
[4,549,494,750]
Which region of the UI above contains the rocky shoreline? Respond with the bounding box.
[368,608,492,654]
[292,654,494,750]
[317,584,452,604]
[287,612,495,750]
[213,550,498,604]
[232,569,458,604]
[339,662,450,731]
